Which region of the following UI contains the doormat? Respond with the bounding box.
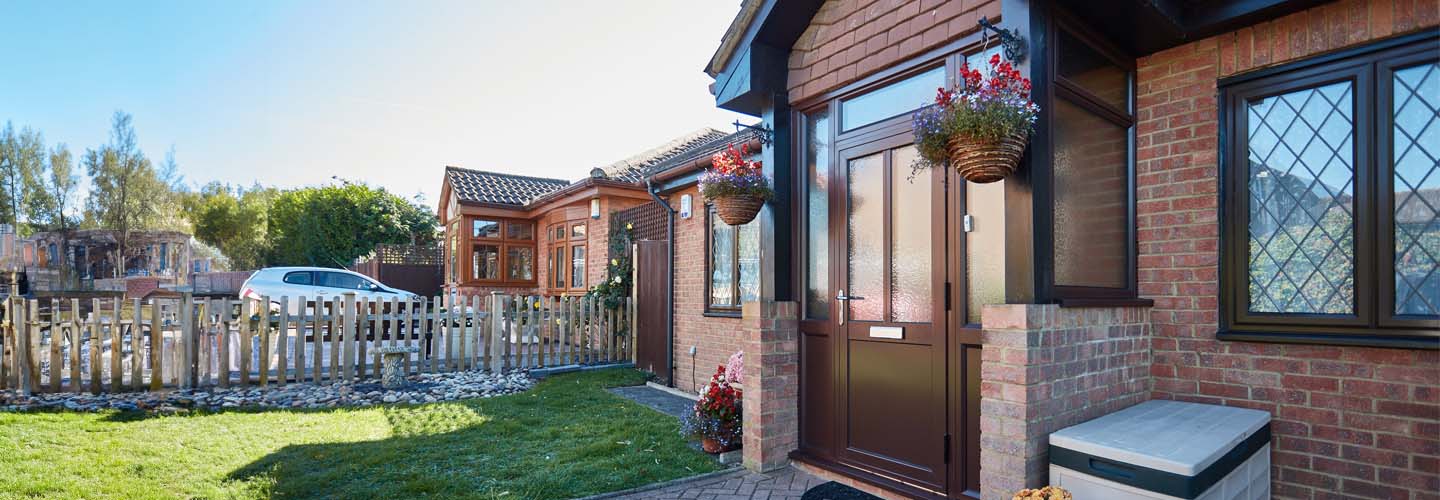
[801,481,883,500]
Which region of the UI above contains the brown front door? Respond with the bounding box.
[833,132,949,491]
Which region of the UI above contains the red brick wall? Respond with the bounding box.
[787,0,1001,104]
[671,185,747,393]
[979,304,1153,500]
[1137,2,1439,498]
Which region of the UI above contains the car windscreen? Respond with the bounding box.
[282,271,313,285]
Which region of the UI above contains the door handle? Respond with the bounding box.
[836,289,864,326]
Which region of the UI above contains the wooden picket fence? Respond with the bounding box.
[0,293,634,395]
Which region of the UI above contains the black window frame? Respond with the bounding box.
[1218,32,1439,349]
[1043,13,1143,304]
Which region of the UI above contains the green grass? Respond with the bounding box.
[0,369,722,499]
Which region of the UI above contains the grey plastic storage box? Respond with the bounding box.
[1048,400,1271,500]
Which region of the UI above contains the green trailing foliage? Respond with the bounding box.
[588,213,634,311]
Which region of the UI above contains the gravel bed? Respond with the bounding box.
[0,370,534,413]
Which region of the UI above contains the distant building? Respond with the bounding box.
[8,229,193,293]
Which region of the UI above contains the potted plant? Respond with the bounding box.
[699,143,772,225]
[681,364,742,454]
[913,53,1038,183]
[1012,486,1072,500]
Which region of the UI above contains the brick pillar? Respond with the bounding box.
[741,300,799,472]
[978,304,1153,500]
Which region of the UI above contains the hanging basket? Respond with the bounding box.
[948,132,1028,183]
[713,195,765,225]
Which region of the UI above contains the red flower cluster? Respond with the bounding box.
[934,53,1033,107]
[710,143,763,176]
[695,364,742,428]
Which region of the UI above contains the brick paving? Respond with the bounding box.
[604,466,828,500]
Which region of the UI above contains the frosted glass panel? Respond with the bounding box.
[890,146,932,322]
[1053,99,1129,288]
[966,179,1006,324]
[848,152,884,322]
[805,110,832,320]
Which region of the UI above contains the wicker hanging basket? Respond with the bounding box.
[713,195,765,225]
[948,132,1028,183]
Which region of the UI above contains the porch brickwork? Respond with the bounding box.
[786,0,1000,104]
[741,300,800,473]
[1136,2,1440,498]
[978,304,1152,500]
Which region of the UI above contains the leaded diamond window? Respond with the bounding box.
[1221,35,1438,348]
[1392,62,1439,316]
[1246,82,1356,314]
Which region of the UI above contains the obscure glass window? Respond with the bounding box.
[472,219,500,238]
[841,66,945,131]
[890,146,932,322]
[1048,23,1136,296]
[571,222,587,240]
[847,152,884,321]
[473,244,499,280]
[1053,99,1130,288]
[804,109,832,320]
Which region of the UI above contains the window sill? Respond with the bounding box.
[1056,297,1155,308]
[703,309,742,319]
[1218,329,1439,350]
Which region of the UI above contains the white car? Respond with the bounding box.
[240,267,420,313]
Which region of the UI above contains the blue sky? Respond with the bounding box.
[0,0,748,209]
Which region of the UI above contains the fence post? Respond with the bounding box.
[109,298,122,392]
[258,296,271,387]
[89,298,101,394]
[328,297,340,383]
[354,298,365,380]
[47,298,60,393]
[63,298,77,393]
[149,299,163,391]
[218,299,232,388]
[488,293,504,372]
[276,296,289,386]
[339,294,352,383]
[180,293,193,389]
[15,298,31,396]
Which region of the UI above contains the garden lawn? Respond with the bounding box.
[0,369,721,500]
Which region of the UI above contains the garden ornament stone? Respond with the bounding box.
[376,346,421,389]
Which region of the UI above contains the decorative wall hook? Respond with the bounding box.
[977,16,1027,64]
[733,121,774,147]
